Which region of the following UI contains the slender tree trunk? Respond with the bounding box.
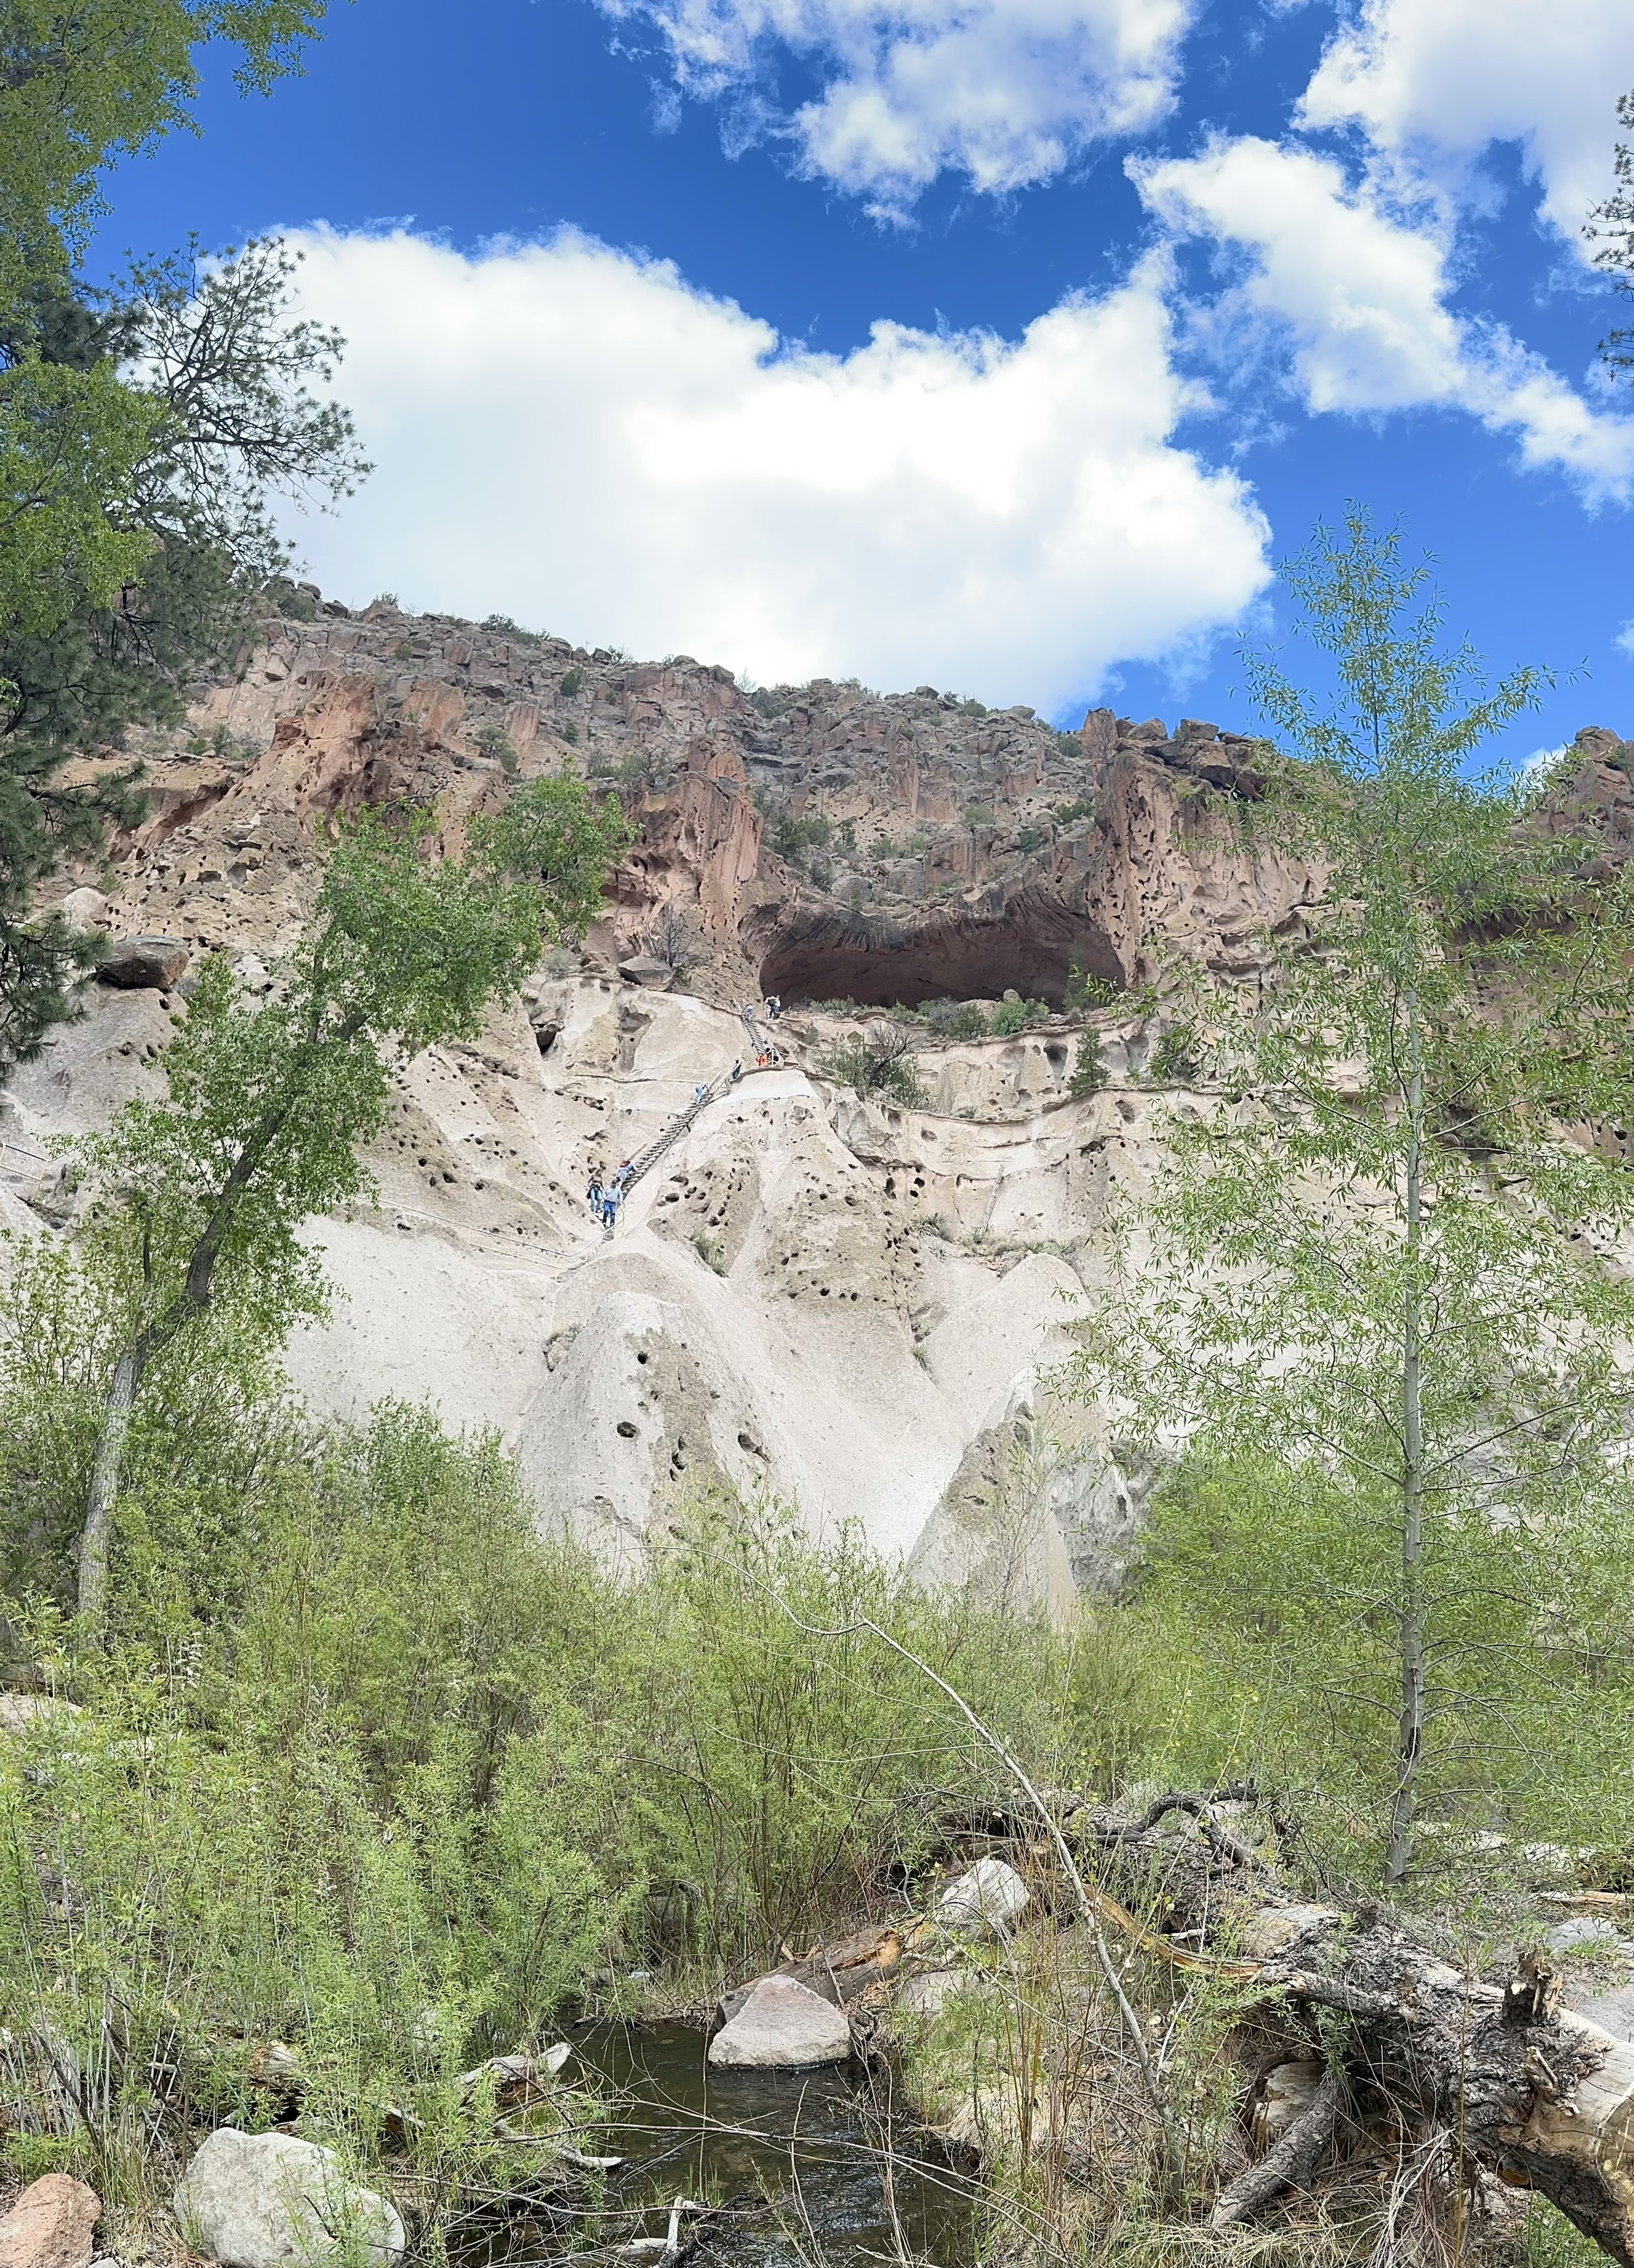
[74,1097,295,1641]
[77,1346,141,1631]
[1386,988,1427,1886]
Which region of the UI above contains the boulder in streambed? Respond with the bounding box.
[935,1858,1028,1939]
[172,2128,404,2268]
[708,1975,852,2069]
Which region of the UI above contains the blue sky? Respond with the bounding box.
[97,0,1632,761]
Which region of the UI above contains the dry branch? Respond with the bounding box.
[956,1792,1634,2258]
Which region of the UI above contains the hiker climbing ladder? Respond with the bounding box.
[739,999,782,1067]
[590,1006,787,1235]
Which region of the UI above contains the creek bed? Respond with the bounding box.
[567,2020,978,2268]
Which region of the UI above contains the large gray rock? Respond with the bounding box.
[0,1693,81,1739]
[172,2127,404,2268]
[618,955,674,990]
[97,935,189,989]
[707,1975,851,2069]
[936,1858,1029,1938]
[894,1969,960,2018]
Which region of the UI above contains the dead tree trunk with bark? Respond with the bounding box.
[958,1793,1634,2261]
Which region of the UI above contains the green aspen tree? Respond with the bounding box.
[1076,512,1634,1885]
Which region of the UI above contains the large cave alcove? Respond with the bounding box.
[753,896,1127,1010]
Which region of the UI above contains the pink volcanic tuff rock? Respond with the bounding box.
[707,1974,852,2069]
[0,2175,101,2268]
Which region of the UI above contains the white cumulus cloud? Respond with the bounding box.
[1136,138,1634,501]
[278,226,1271,712]
[595,0,1193,210]
[1299,0,1630,249]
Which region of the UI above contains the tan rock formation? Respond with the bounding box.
[10,595,1627,1601]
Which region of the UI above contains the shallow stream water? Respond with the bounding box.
[566,2020,978,2268]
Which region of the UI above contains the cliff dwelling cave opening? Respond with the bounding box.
[756,910,1124,1012]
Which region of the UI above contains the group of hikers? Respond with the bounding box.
[582,994,787,1235]
[584,1160,632,1232]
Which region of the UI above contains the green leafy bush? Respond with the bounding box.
[773,813,832,862]
[1065,960,1120,1010]
[1146,1020,1201,1082]
[0,1359,1100,2205]
[990,997,1048,1035]
[821,1025,927,1106]
[472,720,518,775]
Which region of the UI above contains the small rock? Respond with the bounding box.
[1546,1916,1633,1956]
[56,888,107,928]
[0,2174,101,2268]
[936,1858,1029,1938]
[245,2041,303,2092]
[894,1969,960,2018]
[173,2127,404,2268]
[708,1975,852,2069]
[0,1693,80,1739]
[96,936,190,990]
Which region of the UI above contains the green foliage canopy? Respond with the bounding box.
[1076,510,1634,1884]
[0,6,364,1076]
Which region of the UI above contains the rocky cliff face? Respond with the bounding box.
[7,597,1627,1607]
[63,598,1326,1005]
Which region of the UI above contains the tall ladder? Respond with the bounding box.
[609,1065,741,1207]
[739,1001,781,1064]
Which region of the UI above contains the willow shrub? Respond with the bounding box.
[0,1375,1110,2201]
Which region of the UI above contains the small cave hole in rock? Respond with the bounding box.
[616,1420,639,1439]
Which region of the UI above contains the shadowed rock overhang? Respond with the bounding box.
[750,889,1126,1009]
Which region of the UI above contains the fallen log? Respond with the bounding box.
[945,1792,1634,2260]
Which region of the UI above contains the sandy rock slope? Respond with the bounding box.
[7,599,1629,1602]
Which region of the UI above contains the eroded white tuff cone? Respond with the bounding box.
[937,1857,1029,1937]
[172,2128,405,2268]
[708,1975,852,2069]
